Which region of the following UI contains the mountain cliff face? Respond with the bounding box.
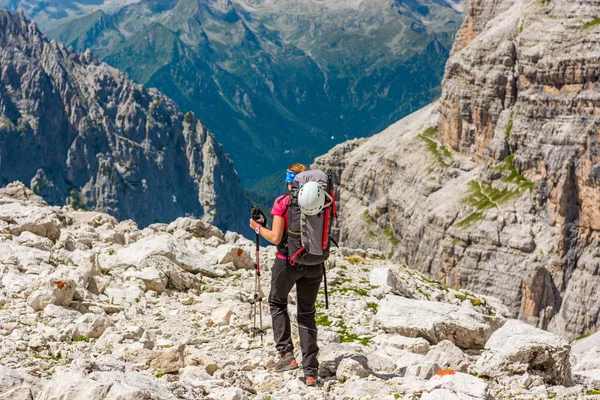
[8,0,464,193]
[0,9,250,233]
[315,0,600,339]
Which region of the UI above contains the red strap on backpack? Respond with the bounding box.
[289,246,305,266]
[322,191,336,250]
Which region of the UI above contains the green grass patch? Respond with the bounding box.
[362,210,373,224]
[455,293,468,302]
[470,298,483,307]
[504,112,514,139]
[455,212,485,229]
[72,336,89,343]
[156,371,164,378]
[345,255,365,265]
[416,286,430,300]
[333,286,369,296]
[584,18,600,29]
[384,226,399,246]
[316,312,332,327]
[586,390,600,396]
[367,303,379,313]
[575,333,591,341]
[499,154,534,190]
[367,230,377,238]
[337,320,372,346]
[418,127,450,168]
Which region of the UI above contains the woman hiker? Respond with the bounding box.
[248,163,322,387]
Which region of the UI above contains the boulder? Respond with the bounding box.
[103,280,144,305]
[185,347,219,375]
[166,217,224,240]
[0,242,50,270]
[337,357,370,382]
[475,319,572,386]
[570,332,600,386]
[405,361,440,380]
[369,267,413,297]
[178,366,212,385]
[374,295,502,349]
[149,344,185,374]
[0,366,40,396]
[139,255,199,292]
[420,372,491,400]
[214,245,254,270]
[0,387,34,400]
[27,279,77,311]
[210,306,233,326]
[337,380,396,398]
[205,387,247,400]
[98,234,221,277]
[318,343,369,378]
[13,231,53,251]
[1,202,63,242]
[72,314,112,339]
[126,267,168,294]
[372,334,430,354]
[571,331,600,367]
[35,359,177,400]
[424,340,470,372]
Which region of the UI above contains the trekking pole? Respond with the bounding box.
[323,170,338,310]
[250,207,267,342]
[323,263,329,309]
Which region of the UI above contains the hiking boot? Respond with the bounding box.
[273,352,298,372]
[305,376,317,387]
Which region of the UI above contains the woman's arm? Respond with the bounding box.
[249,215,285,245]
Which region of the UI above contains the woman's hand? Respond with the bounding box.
[249,218,260,230]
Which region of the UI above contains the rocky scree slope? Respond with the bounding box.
[0,9,250,233]
[0,181,597,399]
[314,0,600,340]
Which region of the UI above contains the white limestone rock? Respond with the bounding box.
[375,295,502,349]
[424,340,470,372]
[337,380,396,398]
[336,357,370,382]
[318,343,369,378]
[371,333,430,354]
[475,319,572,386]
[149,344,185,374]
[420,372,491,400]
[72,313,112,339]
[27,279,77,312]
[98,234,222,277]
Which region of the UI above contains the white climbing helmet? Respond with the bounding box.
[298,181,331,215]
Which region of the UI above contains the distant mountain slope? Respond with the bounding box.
[9,0,464,192]
[0,9,251,233]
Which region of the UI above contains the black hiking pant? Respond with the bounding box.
[269,256,323,377]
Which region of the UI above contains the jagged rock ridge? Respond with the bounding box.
[315,0,600,339]
[0,9,250,233]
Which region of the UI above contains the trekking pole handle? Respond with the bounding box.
[251,207,267,227]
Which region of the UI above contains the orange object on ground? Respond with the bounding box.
[435,369,456,376]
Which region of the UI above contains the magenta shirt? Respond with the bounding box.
[271,194,290,219]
